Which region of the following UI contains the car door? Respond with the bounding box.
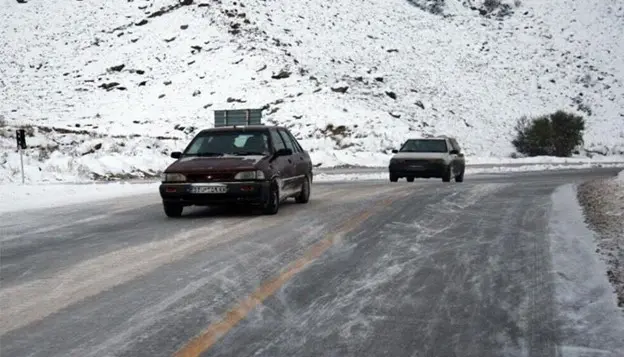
[276,129,301,195]
[269,129,295,197]
[449,138,465,174]
[279,129,310,186]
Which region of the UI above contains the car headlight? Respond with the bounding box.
[162,173,187,182]
[234,170,265,180]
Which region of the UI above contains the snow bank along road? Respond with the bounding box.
[1,168,623,357]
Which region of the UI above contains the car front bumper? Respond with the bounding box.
[389,161,447,178]
[159,181,270,206]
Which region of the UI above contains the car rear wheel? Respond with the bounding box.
[442,166,452,182]
[295,176,310,203]
[163,203,183,218]
[389,173,398,182]
[263,182,279,215]
[455,171,464,182]
[406,177,415,182]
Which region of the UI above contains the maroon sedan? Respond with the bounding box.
[159,125,313,217]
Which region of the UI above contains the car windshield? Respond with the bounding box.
[400,139,448,153]
[184,130,270,156]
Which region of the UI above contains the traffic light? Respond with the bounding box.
[16,129,26,150]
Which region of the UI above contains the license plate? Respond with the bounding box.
[189,185,227,194]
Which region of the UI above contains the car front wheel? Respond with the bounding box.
[390,173,398,182]
[455,171,464,182]
[263,182,280,215]
[442,166,452,182]
[163,203,183,218]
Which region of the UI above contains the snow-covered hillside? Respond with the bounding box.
[1,0,623,182]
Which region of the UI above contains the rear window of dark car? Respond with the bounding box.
[400,139,448,153]
[184,130,270,156]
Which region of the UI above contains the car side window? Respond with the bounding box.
[284,130,305,153]
[450,139,461,152]
[278,129,298,153]
[270,130,286,151]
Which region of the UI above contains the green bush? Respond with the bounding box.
[512,110,585,157]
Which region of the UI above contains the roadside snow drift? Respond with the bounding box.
[549,184,624,357]
[1,0,623,182]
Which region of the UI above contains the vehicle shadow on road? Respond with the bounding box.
[178,201,300,219]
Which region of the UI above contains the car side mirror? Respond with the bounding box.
[392,149,399,154]
[171,151,182,159]
[449,149,460,155]
[275,148,293,157]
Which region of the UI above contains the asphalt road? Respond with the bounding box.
[1,168,622,357]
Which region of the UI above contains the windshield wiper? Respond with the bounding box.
[191,152,224,157]
[232,151,267,156]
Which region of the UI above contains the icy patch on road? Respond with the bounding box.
[548,184,624,357]
[0,182,159,214]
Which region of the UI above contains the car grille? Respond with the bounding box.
[402,159,432,166]
[186,172,235,182]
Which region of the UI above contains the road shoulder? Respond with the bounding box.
[548,183,624,356]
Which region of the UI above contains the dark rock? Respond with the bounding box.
[164,80,172,85]
[198,3,209,7]
[109,64,125,72]
[389,112,401,118]
[133,120,140,124]
[415,100,425,109]
[181,24,189,30]
[271,69,292,79]
[99,82,120,90]
[257,64,267,72]
[479,9,487,15]
[135,19,148,26]
[227,97,246,103]
[158,94,165,98]
[164,37,176,43]
[94,143,102,150]
[136,69,145,75]
[331,84,349,93]
[117,86,127,90]
[386,49,399,53]
[192,90,201,97]
[374,77,384,82]
[203,103,213,109]
[138,81,147,86]
[385,91,397,100]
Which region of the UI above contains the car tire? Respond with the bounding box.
[263,182,279,215]
[442,166,452,182]
[455,171,464,182]
[389,173,398,182]
[406,177,415,182]
[163,203,183,218]
[295,176,311,204]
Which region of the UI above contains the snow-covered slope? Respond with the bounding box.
[1,0,623,182]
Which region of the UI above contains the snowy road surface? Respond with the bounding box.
[1,168,623,357]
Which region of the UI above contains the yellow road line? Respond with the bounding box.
[174,198,397,357]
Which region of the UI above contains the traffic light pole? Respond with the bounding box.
[16,128,26,184]
[19,146,24,184]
